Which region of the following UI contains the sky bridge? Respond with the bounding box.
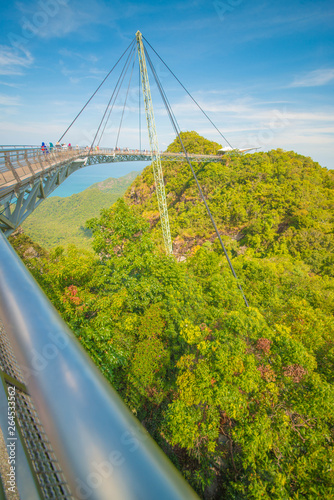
[0,146,223,235]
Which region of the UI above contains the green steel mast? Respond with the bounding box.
[136,31,172,255]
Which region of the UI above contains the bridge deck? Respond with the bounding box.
[0,147,222,200]
[0,147,223,235]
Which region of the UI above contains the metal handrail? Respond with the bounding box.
[0,232,200,500]
[0,145,40,149]
[0,148,85,177]
[0,146,222,176]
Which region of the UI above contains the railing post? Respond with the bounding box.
[23,150,35,175]
[4,152,21,183]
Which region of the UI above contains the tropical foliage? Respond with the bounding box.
[10,133,334,499]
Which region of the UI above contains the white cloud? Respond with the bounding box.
[0,81,24,88]
[153,93,334,167]
[289,68,334,88]
[0,45,33,75]
[58,48,99,64]
[0,94,21,106]
[0,120,67,138]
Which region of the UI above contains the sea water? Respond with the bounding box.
[50,161,151,197]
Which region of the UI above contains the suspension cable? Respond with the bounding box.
[144,45,249,308]
[90,44,136,151]
[139,61,142,152]
[143,36,233,150]
[115,51,136,151]
[57,37,136,144]
[97,46,136,147]
[143,47,179,145]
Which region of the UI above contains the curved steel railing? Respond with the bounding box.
[0,232,200,500]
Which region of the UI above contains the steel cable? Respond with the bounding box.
[115,51,137,151]
[91,45,136,151]
[57,38,136,144]
[143,36,233,150]
[144,45,249,307]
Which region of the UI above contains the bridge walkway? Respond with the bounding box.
[0,147,222,197]
[0,147,223,235]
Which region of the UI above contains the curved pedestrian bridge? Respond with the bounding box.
[0,146,223,235]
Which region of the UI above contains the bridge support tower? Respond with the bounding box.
[136,31,173,255]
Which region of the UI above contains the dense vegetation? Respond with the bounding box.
[10,133,334,499]
[21,171,140,250]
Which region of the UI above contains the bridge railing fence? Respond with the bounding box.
[0,148,147,189]
[0,147,223,199]
[0,147,86,189]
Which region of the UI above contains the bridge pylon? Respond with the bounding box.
[136,31,173,255]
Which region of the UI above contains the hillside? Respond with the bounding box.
[9,133,334,499]
[21,170,141,250]
[125,132,334,276]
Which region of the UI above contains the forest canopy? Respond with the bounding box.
[10,134,334,499]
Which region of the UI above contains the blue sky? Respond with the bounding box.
[0,0,333,168]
